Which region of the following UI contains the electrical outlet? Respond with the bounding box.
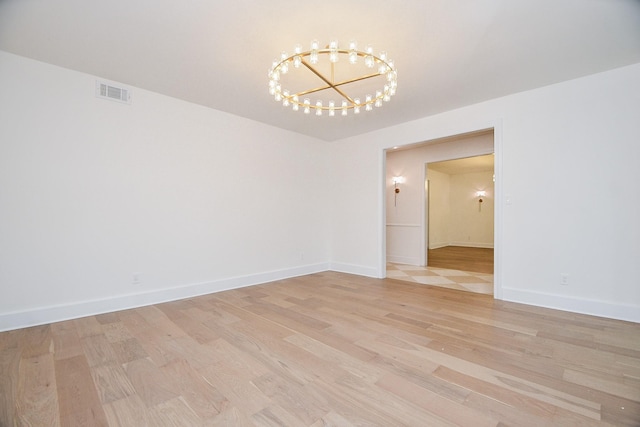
[560,274,569,285]
[132,273,141,285]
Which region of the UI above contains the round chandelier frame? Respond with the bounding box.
[268,40,398,116]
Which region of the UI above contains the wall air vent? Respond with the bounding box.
[96,80,132,104]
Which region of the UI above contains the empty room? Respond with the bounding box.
[1,1,639,426]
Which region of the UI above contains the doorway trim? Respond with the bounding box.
[381,119,503,299]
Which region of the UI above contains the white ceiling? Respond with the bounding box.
[428,154,494,175]
[1,0,639,142]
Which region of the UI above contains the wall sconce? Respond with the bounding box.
[476,190,486,211]
[393,176,404,207]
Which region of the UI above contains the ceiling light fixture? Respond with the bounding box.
[268,40,397,116]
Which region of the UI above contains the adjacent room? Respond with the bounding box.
[386,131,496,295]
[1,1,639,425]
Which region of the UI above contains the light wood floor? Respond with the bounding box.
[428,246,494,274]
[1,272,639,426]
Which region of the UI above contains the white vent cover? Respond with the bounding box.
[96,80,132,104]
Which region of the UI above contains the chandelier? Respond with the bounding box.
[268,40,398,116]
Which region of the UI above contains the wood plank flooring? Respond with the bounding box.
[1,271,639,426]
[428,246,494,274]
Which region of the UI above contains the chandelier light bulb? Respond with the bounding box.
[280,52,289,74]
[348,40,358,64]
[310,39,319,64]
[365,94,373,111]
[329,40,339,63]
[293,44,302,68]
[274,84,282,102]
[364,45,374,68]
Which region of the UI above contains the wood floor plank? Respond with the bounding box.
[433,365,605,426]
[311,375,449,426]
[110,337,149,365]
[252,404,308,427]
[102,394,150,427]
[1,271,638,426]
[224,321,346,386]
[198,360,271,416]
[252,372,329,425]
[377,371,498,426]
[428,245,494,274]
[16,353,60,426]
[146,396,201,426]
[51,327,83,361]
[101,322,135,344]
[123,357,178,407]
[90,363,136,404]
[81,334,119,367]
[160,357,227,420]
[0,347,20,423]
[169,313,221,344]
[73,316,104,339]
[55,354,109,426]
[208,406,257,427]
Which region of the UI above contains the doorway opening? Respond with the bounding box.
[425,154,494,294]
[385,128,497,296]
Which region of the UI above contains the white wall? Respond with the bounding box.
[426,169,450,249]
[330,62,640,322]
[448,170,494,248]
[0,51,331,331]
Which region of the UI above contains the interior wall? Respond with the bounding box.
[0,51,331,331]
[426,169,450,249]
[448,170,494,248]
[330,62,640,322]
[427,168,494,249]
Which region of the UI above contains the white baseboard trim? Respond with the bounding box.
[428,243,449,250]
[448,242,494,249]
[329,262,381,278]
[386,255,422,266]
[501,287,640,324]
[7,265,635,332]
[0,262,330,332]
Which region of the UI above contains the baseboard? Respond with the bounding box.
[8,265,634,332]
[501,287,640,323]
[329,262,381,278]
[0,262,330,332]
[386,255,422,266]
[428,243,449,250]
[448,242,494,249]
